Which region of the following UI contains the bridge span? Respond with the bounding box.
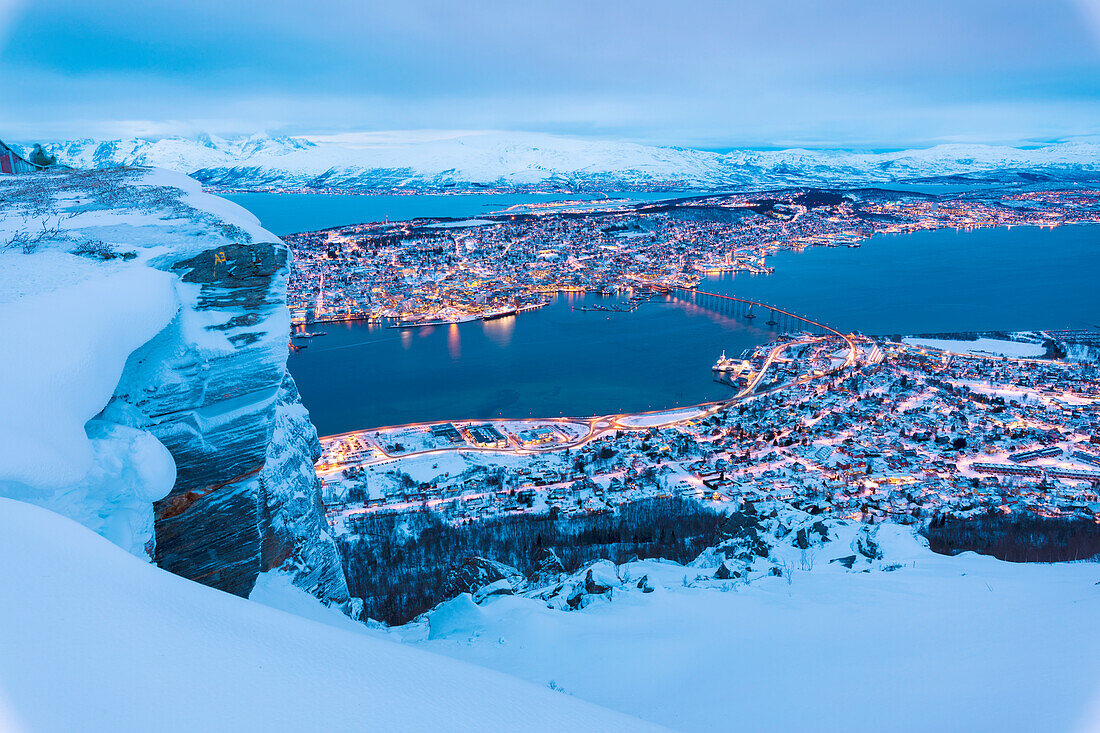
[667,286,857,368]
[319,288,861,448]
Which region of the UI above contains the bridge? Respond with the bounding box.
[320,290,860,453]
[668,286,846,339]
[319,287,862,459]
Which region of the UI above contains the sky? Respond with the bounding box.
[1,0,1099,149]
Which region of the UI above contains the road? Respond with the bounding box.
[317,332,861,479]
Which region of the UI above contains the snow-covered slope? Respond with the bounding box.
[399,519,1100,733]
[0,498,659,733]
[0,264,178,556]
[27,131,1100,193]
[0,167,352,611]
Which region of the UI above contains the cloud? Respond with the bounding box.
[1,0,1098,147]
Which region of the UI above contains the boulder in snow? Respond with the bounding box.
[443,556,528,599]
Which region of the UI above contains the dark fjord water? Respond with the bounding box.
[287,293,771,433]
[227,193,1098,434]
[705,225,1098,336]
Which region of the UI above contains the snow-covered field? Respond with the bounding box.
[393,450,543,482]
[902,337,1046,358]
[616,407,707,428]
[0,498,660,733]
[0,266,178,555]
[398,531,1100,733]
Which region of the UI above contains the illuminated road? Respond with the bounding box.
[318,335,862,482]
[317,291,862,479]
[316,295,865,521]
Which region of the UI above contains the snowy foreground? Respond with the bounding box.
[3,504,1099,733]
[393,527,1100,733]
[0,499,659,733]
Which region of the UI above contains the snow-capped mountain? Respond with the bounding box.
[27,131,1100,193]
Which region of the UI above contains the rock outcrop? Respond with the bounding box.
[532,547,567,586]
[0,167,352,611]
[443,556,529,599]
[538,559,622,611]
[852,525,884,561]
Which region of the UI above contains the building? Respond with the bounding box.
[518,426,557,446]
[0,140,48,174]
[430,423,464,444]
[467,424,508,448]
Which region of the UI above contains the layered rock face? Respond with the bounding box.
[0,167,352,612]
[257,375,355,610]
[109,240,292,595]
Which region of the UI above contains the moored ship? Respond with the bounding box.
[713,350,738,371]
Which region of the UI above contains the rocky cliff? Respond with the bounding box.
[0,167,354,614]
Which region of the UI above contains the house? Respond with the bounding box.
[0,139,49,174]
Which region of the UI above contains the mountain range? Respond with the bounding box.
[22,131,1100,193]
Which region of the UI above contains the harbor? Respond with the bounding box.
[288,224,1098,436]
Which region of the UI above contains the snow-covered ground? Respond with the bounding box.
[0,266,178,555]
[902,337,1046,358]
[616,407,707,428]
[397,529,1100,733]
[0,167,279,558]
[0,498,660,733]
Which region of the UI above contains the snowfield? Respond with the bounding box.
[396,525,1100,733]
[0,262,180,556]
[902,337,1047,359]
[0,498,661,733]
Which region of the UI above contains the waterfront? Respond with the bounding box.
[274,185,1098,331]
[284,223,1096,434]
[224,190,683,235]
[288,291,770,435]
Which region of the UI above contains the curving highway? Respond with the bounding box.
[318,289,862,473]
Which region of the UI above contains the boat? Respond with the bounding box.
[291,331,327,339]
[388,317,455,329]
[482,307,518,320]
[713,350,738,372]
